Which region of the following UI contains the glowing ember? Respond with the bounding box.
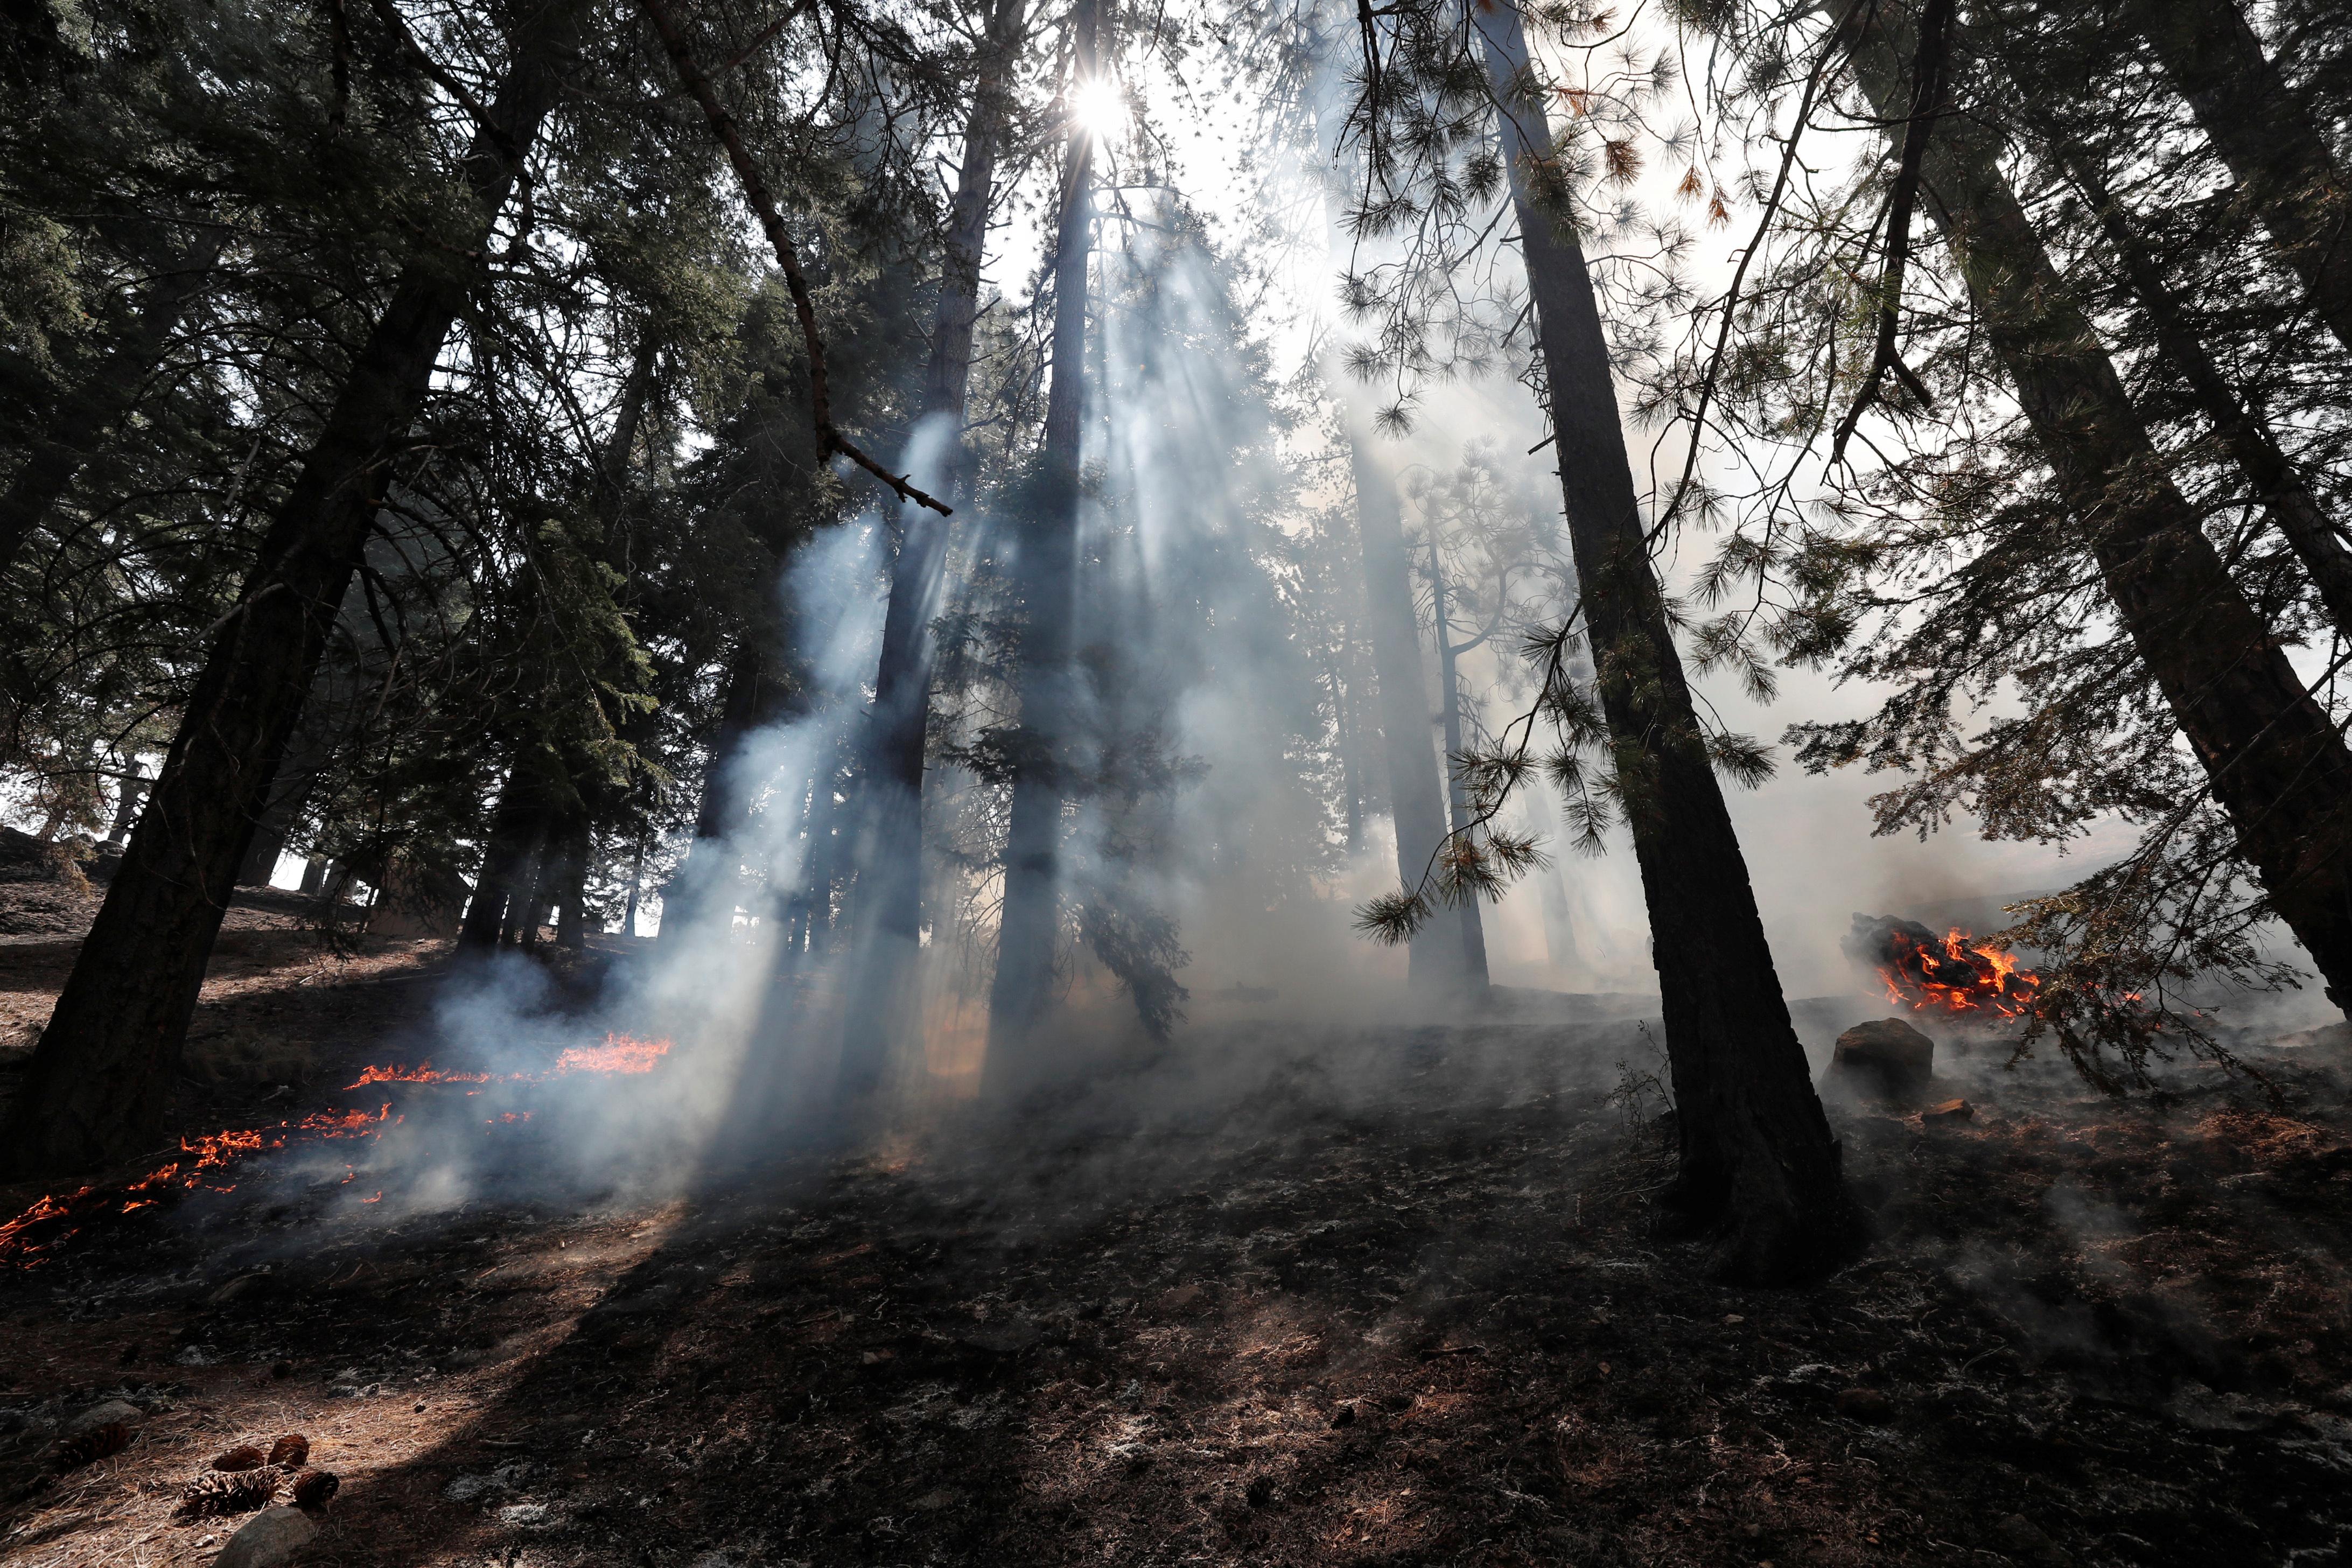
[2,1031,671,1269]
[1849,913,2041,1019]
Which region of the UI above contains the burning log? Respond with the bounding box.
[1846,913,2042,1020]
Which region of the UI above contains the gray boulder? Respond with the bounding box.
[1830,1018,1934,1097]
[214,1507,317,1568]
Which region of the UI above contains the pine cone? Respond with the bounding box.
[52,1422,130,1472]
[289,1468,340,1509]
[211,1444,267,1472]
[177,1466,278,1516]
[265,1433,309,1468]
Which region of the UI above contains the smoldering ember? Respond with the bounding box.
[6,2,2352,1567]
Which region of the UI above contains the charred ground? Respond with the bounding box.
[2,933,2350,1568]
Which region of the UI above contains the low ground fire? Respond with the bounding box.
[0,1032,670,1269]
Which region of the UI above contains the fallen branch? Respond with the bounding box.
[634,0,952,516]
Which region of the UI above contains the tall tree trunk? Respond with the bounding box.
[1424,541,1491,990]
[0,0,586,1176]
[2127,0,2352,353]
[1307,88,1462,992]
[2056,151,2352,633]
[661,637,772,941]
[1474,0,1853,1279]
[552,816,590,949]
[100,764,146,849]
[1351,434,1462,991]
[461,775,535,953]
[503,824,550,948]
[1328,656,1364,851]
[1837,0,2352,1011]
[836,0,1029,1098]
[621,838,645,937]
[985,0,1101,1068]
[0,231,225,570]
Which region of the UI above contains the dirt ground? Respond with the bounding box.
[3,929,2352,1568]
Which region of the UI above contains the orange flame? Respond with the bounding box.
[3,1030,670,1269]
[1878,925,2041,1019]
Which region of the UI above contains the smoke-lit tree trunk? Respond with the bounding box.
[2056,152,2352,634]
[504,824,550,948]
[1308,84,1461,992]
[1351,437,1462,991]
[1474,0,1853,1279]
[1424,540,1491,990]
[836,0,1028,1099]
[1327,656,1364,851]
[2127,0,2352,353]
[0,0,585,1176]
[985,0,1100,1067]
[0,231,225,570]
[662,637,772,942]
[1838,0,2352,1012]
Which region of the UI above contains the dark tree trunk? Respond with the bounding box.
[0,0,585,1175]
[101,764,146,849]
[836,0,1028,1098]
[503,825,549,948]
[1839,0,2352,1011]
[460,777,536,953]
[553,817,590,949]
[2056,152,2352,633]
[1328,656,1363,851]
[1424,542,1491,991]
[985,0,1100,1067]
[0,232,225,570]
[2127,0,2352,353]
[1475,0,1854,1280]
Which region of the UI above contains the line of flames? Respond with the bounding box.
[0,1033,670,1268]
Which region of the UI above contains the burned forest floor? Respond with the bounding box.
[4,930,2352,1568]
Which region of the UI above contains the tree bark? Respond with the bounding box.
[836,0,1028,1099]
[0,231,225,571]
[1307,88,1462,993]
[985,0,1100,1069]
[0,0,586,1175]
[661,636,773,942]
[2127,0,2352,354]
[552,816,590,949]
[1424,540,1492,990]
[1837,0,2352,1011]
[2056,152,2352,634]
[1473,0,1853,1280]
[460,774,535,953]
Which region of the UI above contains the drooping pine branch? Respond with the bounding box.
[633,0,953,516]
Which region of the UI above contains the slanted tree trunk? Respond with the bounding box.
[2054,151,2352,633]
[0,231,226,570]
[1836,0,2352,1011]
[0,0,587,1175]
[836,0,1030,1098]
[1424,541,1491,991]
[1473,0,1854,1280]
[985,0,1101,1069]
[2126,0,2352,353]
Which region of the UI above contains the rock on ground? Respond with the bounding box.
[214,1507,317,1568]
[1830,1017,1934,1097]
